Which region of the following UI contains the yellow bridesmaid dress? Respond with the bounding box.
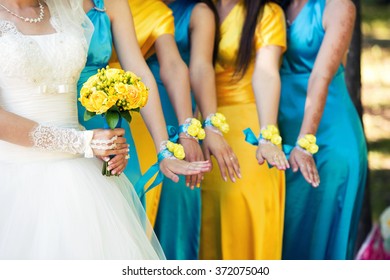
[200,2,286,260]
[109,0,175,225]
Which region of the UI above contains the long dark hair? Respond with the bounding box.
[236,0,281,76]
[198,0,220,64]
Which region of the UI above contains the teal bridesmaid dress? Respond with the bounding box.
[77,0,142,186]
[278,0,368,259]
[146,0,200,260]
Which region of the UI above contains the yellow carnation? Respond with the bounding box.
[215,112,226,121]
[190,118,202,127]
[166,141,176,152]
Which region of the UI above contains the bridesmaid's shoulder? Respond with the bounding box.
[263,1,284,17]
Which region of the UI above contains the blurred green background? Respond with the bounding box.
[361,0,390,220]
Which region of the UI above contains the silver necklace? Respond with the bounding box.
[0,1,45,23]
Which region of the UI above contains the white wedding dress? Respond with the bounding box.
[0,1,164,260]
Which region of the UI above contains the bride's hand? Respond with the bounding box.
[98,153,129,176]
[159,158,211,187]
[91,128,129,157]
[256,142,289,170]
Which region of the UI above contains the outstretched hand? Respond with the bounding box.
[159,158,211,187]
[256,142,289,170]
[179,136,205,189]
[289,147,320,187]
[202,129,241,182]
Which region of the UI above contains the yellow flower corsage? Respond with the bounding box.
[297,134,319,155]
[159,140,186,160]
[204,113,230,135]
[179,118,205,141]
[259,125,282,146]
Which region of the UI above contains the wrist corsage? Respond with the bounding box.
[296,134,319,155]
[203,113,229,136]
[158,140,186,160]
[179,118,205,141]
[259,124,282,146]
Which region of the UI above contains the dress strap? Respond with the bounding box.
[92,0,105,11]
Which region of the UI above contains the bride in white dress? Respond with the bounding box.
[0,0,210,259]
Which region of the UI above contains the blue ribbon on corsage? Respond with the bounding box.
[134,125,179,198]
[243,128,294,167]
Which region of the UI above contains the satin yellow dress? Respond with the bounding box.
[109,0,174,225]
[200,2,286,260]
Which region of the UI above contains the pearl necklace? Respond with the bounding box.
[0,1,45,23]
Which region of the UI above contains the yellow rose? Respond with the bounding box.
[298,137,310,149]
[187,124,200,137]
[83,75,99,88]
[220,123,230,133]
[166,141,176,152]
[267,125,279,135]
[304,134,317,144]
[173,145,185,160]
[139,90,149,108]
[115,83,127,95]
[89,90,109,114]
[197,128,206,140]
[261,129,272,140]
[215,112,226,121]
[191,118,202,127]
[307,144,319,154]
[105,68,123,80]
[80,86,92,98]
[271,135,282,145]
[125,84,143,109]
[211,116,222,127]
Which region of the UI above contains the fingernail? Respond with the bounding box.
[232,178,236,183]
[104,157,110,162]
[186,183,190,187]
[107,167,111,171]
[112,170,116,175]
[223,176,227,182]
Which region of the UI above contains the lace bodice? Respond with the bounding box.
[0,4,89,162]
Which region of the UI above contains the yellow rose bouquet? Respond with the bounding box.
[79,66,149,175]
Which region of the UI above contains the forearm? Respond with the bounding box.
[252,69,281,128]
[160,61,193,124]
[134,70,168,152]
[299,73,330,136]
[190,62,218,118]
[0,108,93,156]
[0,108,37,147]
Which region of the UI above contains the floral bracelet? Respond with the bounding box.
[203,113,230,136]
[258,124,282,146]
[158,140,185,161]
[178,117,205,142]
[296,134,319,155]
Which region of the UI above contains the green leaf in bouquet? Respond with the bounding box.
[84,110,96,121]
[121,111,132,124]
[132,107,141,113]
[106,110,120,129]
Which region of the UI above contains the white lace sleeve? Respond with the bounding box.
[30,125,94,158]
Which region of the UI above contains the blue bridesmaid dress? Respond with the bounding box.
[278,0,368,259]
[77,0,142,186]
[146,0,200,260]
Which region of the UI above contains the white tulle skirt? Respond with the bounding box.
[0,155,165,260]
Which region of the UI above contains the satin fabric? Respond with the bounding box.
[200,2,286,260]
[278,0,368,259]
[77,0,143,187]
[146,0,200,260]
